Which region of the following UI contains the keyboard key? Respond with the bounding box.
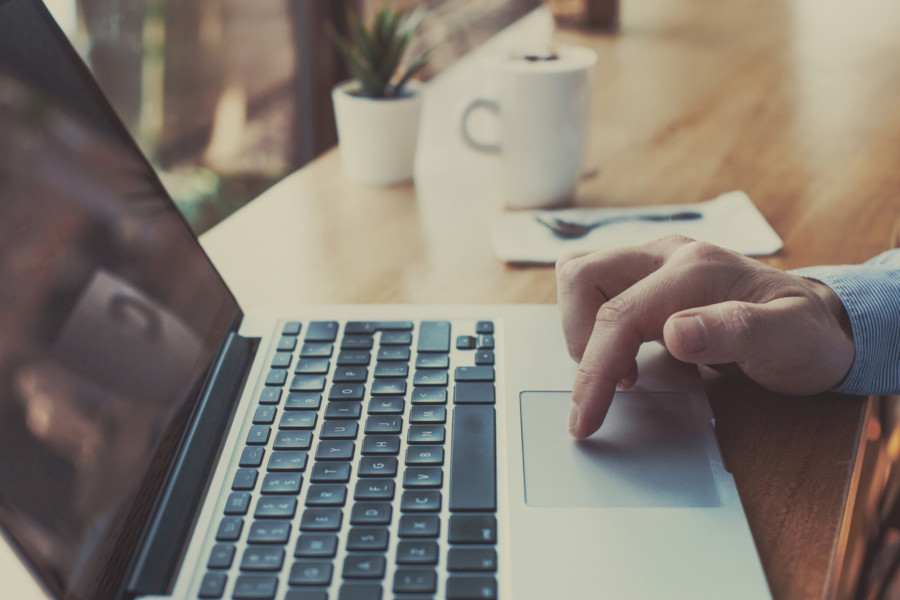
[259,387,282,405]
[454,382,495,405]
[284,393,322,411]
[273,431,312,450]
[253,405,277,425]
[415,354,449,370]
[361,435,401,455]
[198,572,227,598]
[341,335,374,350]
[449,515,497,544]
[254,498,297,519]
[320,420,360,439]
[295,358,330,374]
[446,577,498,600]
[268,450,309,471]
[224,492,251,515]
[346,527,390,551]
[300,508,343,531]
[373,362,408,378]
[286,592,328,600]
[232,468,258,491]
[290,375,326,392]
[345,321,414,334]
[409,406,446,424]
[412,371,448,387]
[342,554,387,579]
[260,472,302,494]
[358,456,398,477]
[477,334,494,350]
[455,335,476,350]
[240,446,265,468]
[367,397,405,415]
[447,548,497,572]
[315,441,355,461]
[393,569,437,594]
[295,534,338,558]
[246,425,271,445]
[418,321,451,352]
[288,561,333,586]
[216,517,243,542]
[333,365,368,382]
[232,575,278,599]
[207,544,235,569]
[371,379,406,396]
[283,321,303,336]
[280,412,318,430]
[266,368,288,386]
[405,446,444,466]
[408,426,445,445]
[300,342,334,358]
[324,404,363,421]
[337,584,383,600]
[454,366,495,382]
[400,491,442,513]
[271,352,292,369]
[276,336,296,352]
[403,467,443,488]
[450,405,496,511]
[329,384,365,401]
[364,416,403,435]
[380,331,412,345]
[398,515,440,538]
[475,320,494,334]
[337,350,372,365]
[240,547,285,571]
[410,388,447,405]
[311,462,352,483]
[396,541,439,565]
[376,347,410,361]
[248,520,291,544]
[305,484,348,506]
[350,502,392,525]
[354,479,396,501]
[305,321,338,342]
[475,351,495,366]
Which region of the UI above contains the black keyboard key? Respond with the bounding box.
[409,406,446,424]
[361,435,401,455]
[295,534,339,558]
[454,367,495,382]
[393,569,437,594]
[333,365,368,382]
[337,350,372,365]
[246,425,271,445]
[475,351,495,366]
[295,358,330,374]
[346,527,390,551]
[216,517,243,542]
[254,498,298,519]
[286,591,328,600]
[376,347,410,361]
[338,583,383,600]
[450,405,496,511]
[415,354,449,370]
[447,548,498,572]
[240,446,265,468]
[364,416,403,435]
[456,335,476,350]
[305,484,348,506]
[477,334,494,349]
[475,320,494,334]
[198,572,227,598]
[454,382,495,405]
[266,368,288,386]
[342,554,387,579]
[248,520,291,544]
[400,491,442,513]
[403,467,443,488]
[368,397,405,414]
[253,405,277,425]
[324,403,363,421]
[354,479,396,501]
[408,425,445,445]
[405,446,444,466]
[345,321,414,334]
[371,379,406,396]
[224,492,251,515]
[411,388,447,405]
[288,561,333,586]
[300,342,334,358]
[232,468,258,491]
[207,544,235,569]
[447,577,498,600]
[418,321,451,352]
[271,352,293,369]
[396,541,439,565]
[240,547,285,572]
[350,502,392,525]
[358,456,398,477]
[260,472,302,494]
[300,508,343,531]
[283,321,302,336]
[311,462,352,483]
[316,440,355,461]
[284,392,322,411]
[320,421,360,439]
[233,575,278,599]
[342,335,375,350]
[277,336,297,352]
[329,384,366,401]
[305,321,339,342]
[268,450,309,471]
[380,331,413,345]
[449,515,497,544]
[373,362,408,378]
[280,412,317,430]
[259,387,282,405]
[398,515,440,538]
[273,430,312,450]
[290,375,326,392]
[412,371,448,387]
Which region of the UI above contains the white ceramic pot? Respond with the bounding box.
[331,80,424,186]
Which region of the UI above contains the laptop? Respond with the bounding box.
[0,1,772,598]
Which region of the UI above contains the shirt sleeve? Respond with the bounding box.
[790,248,900,396]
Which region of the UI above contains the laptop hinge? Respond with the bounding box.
[125,331,258,597]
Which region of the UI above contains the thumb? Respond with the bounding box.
[663,300,768,365]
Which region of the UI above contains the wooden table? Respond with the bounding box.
[201,1,900,597]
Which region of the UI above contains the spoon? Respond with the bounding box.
[534,210,703,239]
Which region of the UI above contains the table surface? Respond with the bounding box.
[199,1,900,598]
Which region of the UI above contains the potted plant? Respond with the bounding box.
[330,4,430,186]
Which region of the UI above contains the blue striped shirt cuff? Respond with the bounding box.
[791,249,900,396]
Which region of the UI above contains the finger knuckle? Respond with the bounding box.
[723,303,760,344]
[595,294,630,325]
[555,252,589,291]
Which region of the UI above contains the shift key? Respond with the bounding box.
[450,405,496,512]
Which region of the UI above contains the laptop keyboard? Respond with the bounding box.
[197,320,499,600]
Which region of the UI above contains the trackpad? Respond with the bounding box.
[520,391,721,507]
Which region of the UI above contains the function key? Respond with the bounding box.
[207,544,236,569]
[456,336,476,350]
[224,492,251,515]
[305,321,339,342]
[282,321,303,336]
[259,388,282,405]
[216,517,243,542]
[270,352,292,369]
[198,572,227,598]
[265,370,287,387]
[277,336,297,352]
[346,321,414,334]
[246,426,271,446]
[417,321,451,353]
[475,321,494,334]
[239,446,265,468]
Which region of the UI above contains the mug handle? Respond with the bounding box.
[460,98,501,154]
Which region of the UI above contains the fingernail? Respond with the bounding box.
[567,404,579,431]
[672,315,708,353]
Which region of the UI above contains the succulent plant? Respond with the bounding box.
[330,3,430,99]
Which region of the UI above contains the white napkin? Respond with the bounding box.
[488,191,782,264]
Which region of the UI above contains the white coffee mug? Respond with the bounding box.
[460,46,597,209]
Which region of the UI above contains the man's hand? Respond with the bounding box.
[556,235,855,439]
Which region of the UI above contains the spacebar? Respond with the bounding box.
[450,405,496,512]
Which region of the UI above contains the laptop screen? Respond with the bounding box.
[0,0,242,597]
